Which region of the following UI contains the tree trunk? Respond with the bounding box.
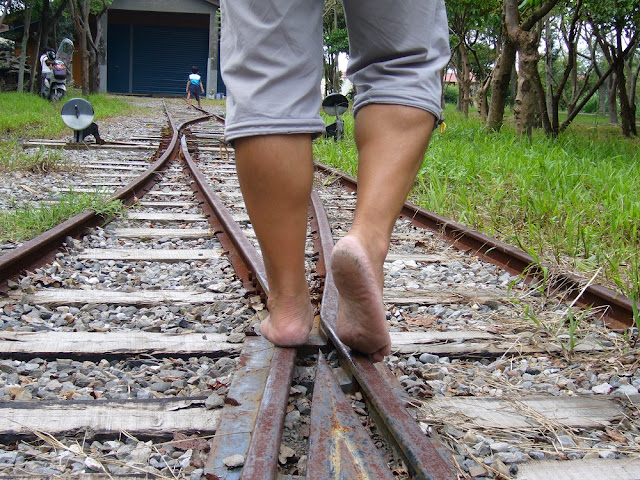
[544,17,554,115]
[69,0,91,96]
[504,0,560,137]
[509,59,517,110]
[615,58,637,136]
[486,39,516,131]
[17,2,33,92]
[608,74,618,124]
[476,74,491,122]
[459,43,472,117]
[28,20,43,93]
[514,36,544,138]
[598,81,607,116]
[626,58,639,125]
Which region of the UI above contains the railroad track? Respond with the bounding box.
[0,98,638,480]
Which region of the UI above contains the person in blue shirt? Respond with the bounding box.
[186,66,205,109]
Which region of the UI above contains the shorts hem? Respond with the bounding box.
[224,119,326,143]
[353,91,443,120]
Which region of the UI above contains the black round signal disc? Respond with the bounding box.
[322,93,349,116]
[61,98,95,130]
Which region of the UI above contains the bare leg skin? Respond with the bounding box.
[235,134,315,347]
[332,104,436,362]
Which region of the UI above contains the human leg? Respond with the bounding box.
[220,0,325,346]
[332,0,450,361]
[331,105,435,362]
[235,134,315,346]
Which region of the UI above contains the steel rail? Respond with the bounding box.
[179,135,296,480]
[314,162,637,330]
[309,190,458,480]
[0,102,210,292]
[181,128,427,479]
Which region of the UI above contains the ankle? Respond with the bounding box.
[266,289,312,313]
[340,231,389,268]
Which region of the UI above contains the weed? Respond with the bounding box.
[557,308,588,356]
[0,192,126,243]
[0,143,77,174]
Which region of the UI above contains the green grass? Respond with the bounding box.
[313,106,640,302]
[0,91,137,243]
[0,89,136,139]
[0,191,126,243]
[0,90,138,173]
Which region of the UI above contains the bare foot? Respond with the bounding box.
[331,235,391,362]
[259,294,315,347]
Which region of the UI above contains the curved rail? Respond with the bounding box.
[180,135,297,480]
[0,102,211,292]
[310,191,456,480]
[315,162,638,330]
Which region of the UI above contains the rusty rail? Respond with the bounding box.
[309,191,458,480]
[314,162,637,330]
[180,135,297,480]
[0,102,210,292]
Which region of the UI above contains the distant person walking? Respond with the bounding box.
[186,66,205,109]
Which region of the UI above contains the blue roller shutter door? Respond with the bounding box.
[132,25,209,95]
[107,24,131,93]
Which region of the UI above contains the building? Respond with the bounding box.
[103,0,224,97]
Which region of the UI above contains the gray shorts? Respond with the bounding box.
[220,0,450,143]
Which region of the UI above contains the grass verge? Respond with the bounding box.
[0,191,126,244]
[0,90,138,173]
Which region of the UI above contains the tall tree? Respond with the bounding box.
[586,0,640,136]
[68,0,110,95]
[17,0,34,92]
[504,0,559,137]
[542,2,594,136]
[447,0,501,117]
[485,7,517,131]
[322,0,348,96]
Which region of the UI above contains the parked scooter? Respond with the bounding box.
[40,38,74,102]
[40,52,67,101]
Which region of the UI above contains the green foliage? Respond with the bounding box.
[582,94,600,114]
[443,84,459,105]
[324,28,349,56]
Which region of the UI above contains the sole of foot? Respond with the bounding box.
[331,235,391,363]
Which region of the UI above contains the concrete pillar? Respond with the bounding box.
[99,14,108,93]
[207,11,219,98]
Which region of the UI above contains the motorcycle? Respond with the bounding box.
[41,58,67,101]
[40,38,74,102]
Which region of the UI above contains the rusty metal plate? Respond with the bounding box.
[204,336,274,479]
[307,353,395,480]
